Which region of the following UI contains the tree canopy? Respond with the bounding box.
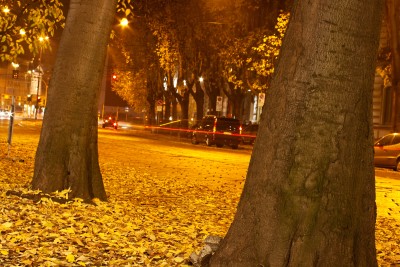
[0,0,65,62]
[110,0,292,119]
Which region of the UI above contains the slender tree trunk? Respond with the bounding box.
[174,89,190,127]
[194,81,205,120]
[210,0,383,266]
[31,0,117,201]
[164,94,171,121]
[147,96,156,126]
[205,78,219,115]
[172,97,178,119]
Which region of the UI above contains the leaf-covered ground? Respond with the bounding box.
[0,122,399,266]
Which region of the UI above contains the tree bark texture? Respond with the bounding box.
[210,0,383,266]
[32,0,118,201]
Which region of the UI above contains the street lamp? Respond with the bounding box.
[35,36,48,119]
[120,18,129,27]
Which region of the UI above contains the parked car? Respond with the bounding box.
[0,109,10,119]
[102,116,118,129]
[374,133,400,171]
[241,124,259,145]
[191,115,242,149]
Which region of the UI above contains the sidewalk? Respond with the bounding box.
[376,174,400,220]
[375,174,400,265]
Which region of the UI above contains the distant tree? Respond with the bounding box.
[217,12,289,117]
[0,0,65,62]
[210,0,383,266]
[111,69,148,113]
[247,12,290,91]
[31,0,118,201]
[204,1,291,118]
[174,0,209,121]
[149,13,180,121]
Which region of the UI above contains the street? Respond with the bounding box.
[98,126,251,191]
[3,118,400,193]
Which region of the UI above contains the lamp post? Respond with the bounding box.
[35,36,48,120]
[99,18,129,120]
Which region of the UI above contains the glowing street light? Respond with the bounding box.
[2,6,10,13]
[120,18,129,27]
[39,36,49,42]
[19,29,26,35]
[199,77,204,82]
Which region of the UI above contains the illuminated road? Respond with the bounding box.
[0,118,252,189]
[3,118,400,193]
[98,127,251,189]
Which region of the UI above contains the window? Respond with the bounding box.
[391,135,400,145]
[375,135,394,146]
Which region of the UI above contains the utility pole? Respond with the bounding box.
[35,36,48,120]
[35,49,42,120]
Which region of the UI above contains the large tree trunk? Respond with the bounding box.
[210,0,383,266]
[31,0,117,201]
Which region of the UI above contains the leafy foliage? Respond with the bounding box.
[0,0,134,63]
[0,0,65,62]
[151,23,179,76]
[219,12,289,93]
[112,69,149,112]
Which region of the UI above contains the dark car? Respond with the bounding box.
[374,133,400,171]
[102,116,118,129]
[191,115,242,149]
[241,124,258,145]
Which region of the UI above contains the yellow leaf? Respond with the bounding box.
[42,221,54,228]
[66,253,75,263]
[53,238,63,244]
[2,222,13,228]
[1,250,9,255]
[61,227,75,234]
[174,256,184,263]
[74,238,84,246]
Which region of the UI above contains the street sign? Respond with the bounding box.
[216,96,223,112]
[258,93,265,107]
[156,99,163,112]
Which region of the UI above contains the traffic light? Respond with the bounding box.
[27,95,32,102]
[37,96,41,104]
[12,70,19,79]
